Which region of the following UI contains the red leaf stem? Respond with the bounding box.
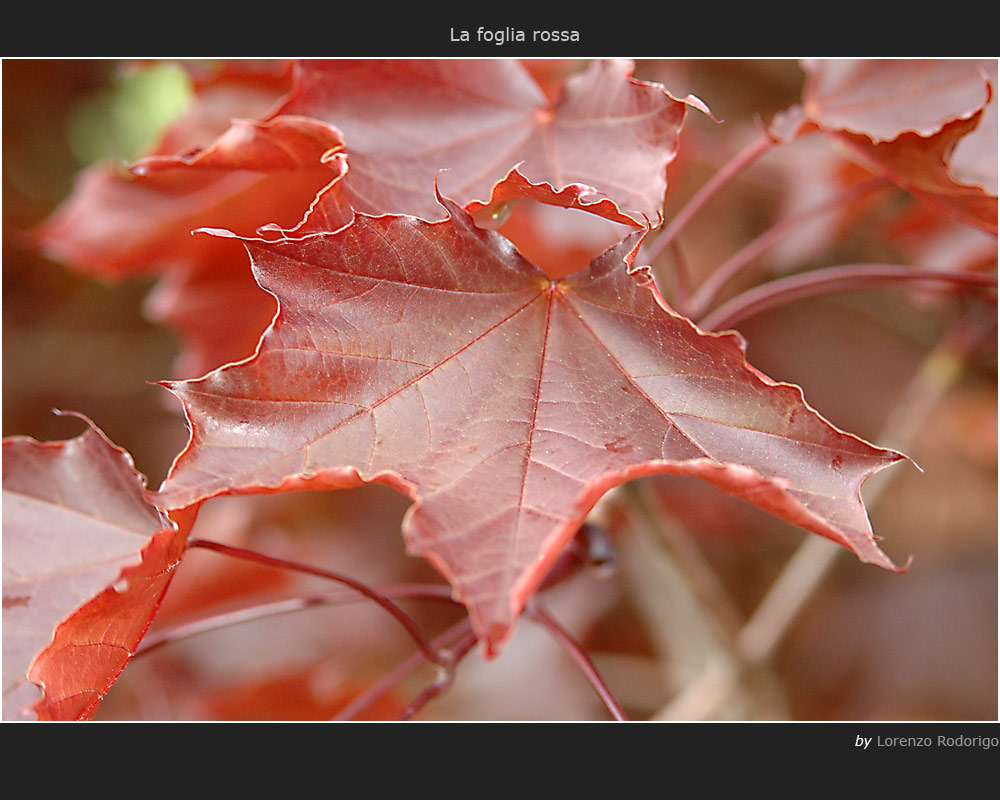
[135,584,458,658]
[527,600,629,721]
[332,617,474,721]
[687,175,893,320]
[397,628,480,721]
[644,127,776,264]
[187,538,447,668]
[699,264,998,331]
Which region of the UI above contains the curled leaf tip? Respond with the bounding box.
[192,226,239,239]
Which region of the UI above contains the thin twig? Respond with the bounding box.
[527,600,630,721]
[397,629,479,721]
[332,617,474,721]
[645,128,775,265]
[135,584,457,657]
[686,175,892,319]
[652,655,740,721]
[618,479,748,718]
[698,264,997,331]
[734,536,842,666]
[187,538,448,669]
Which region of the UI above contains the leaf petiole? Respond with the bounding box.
[185,538,451,670]
[644,127,776,265]
[698,264,998,331]
[686,175,893,319]
[527,600,629,721]
[135,584,458,658]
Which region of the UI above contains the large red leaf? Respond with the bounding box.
[277,58,699,226]
[2,417,192,720]
[153,194,906,656]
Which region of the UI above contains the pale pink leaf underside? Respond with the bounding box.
[801,59,991,142]
[2,417,189,720]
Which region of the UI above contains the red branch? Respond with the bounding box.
[186,537,448,669]
[687,175,893,319]
[527,601,629,721]
[698,264,998,331]
[645,128,776,265]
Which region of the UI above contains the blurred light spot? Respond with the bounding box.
[67,62,193,167]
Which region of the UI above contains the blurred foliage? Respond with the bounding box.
[66,61,193,167]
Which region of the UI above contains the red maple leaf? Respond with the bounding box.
[278,58,701,227]
[152,191,907,656]
[796,59,997,233]
[2,416,193,720]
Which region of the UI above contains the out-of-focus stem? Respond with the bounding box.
[625,481,745,641]
[527,601,630,721]
[619,484,743,716]
[687,175,891,320]
[645,129,776,265]
[698,264,997,331]
[186,538,448,669]
[734,536,842,666]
